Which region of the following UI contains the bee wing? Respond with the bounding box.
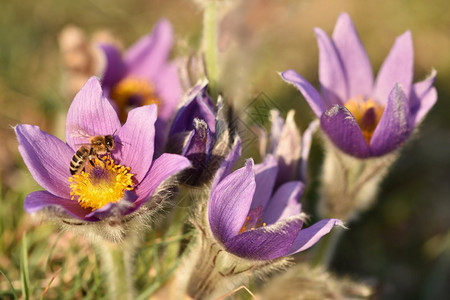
[73,142,93,147]
[66,125,93,150]
[69,127,92,139]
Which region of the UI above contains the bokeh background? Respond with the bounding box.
[1,0,449,299]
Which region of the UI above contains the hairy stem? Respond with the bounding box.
[311,226,345,268]
[316,139,397,267]
[202,0,220,99]
[96,241,138,300]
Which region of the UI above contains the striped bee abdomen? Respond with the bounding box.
[70,146,90,175]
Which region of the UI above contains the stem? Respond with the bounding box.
[96,242,136,300]
[311,227,344,268]
[316,142,397,268]
[202,0,220,99]
[161,201,189,272]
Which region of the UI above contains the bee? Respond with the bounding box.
[69,133,116,175]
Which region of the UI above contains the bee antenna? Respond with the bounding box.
[111,129,130,146]
[116,140,130,146]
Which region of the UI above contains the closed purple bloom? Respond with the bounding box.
[282,12,437,158]
[208,146,342,260]
[16,77,190,222]
[169,80,216,137]
[168,81,233,186]
[259,110,317,185]
[100,19,183,152]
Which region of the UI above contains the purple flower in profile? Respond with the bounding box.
[282,12,437,158]
[168,81,233,185]
[100,19,183,150]
[169,80,216,139]
[207,144,342,260]
[16,77,190,224]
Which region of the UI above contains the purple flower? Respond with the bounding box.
[100,19,183,151]
[258,110,317,185]
[208,144,342,260]
[281,12,437,158]
[16,77,190,222]
[169,80,216,138]
[168,81,233,185]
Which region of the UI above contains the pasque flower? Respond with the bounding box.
[168,80,233,185]
[208,152,342,261]
[16,77,190,225]
[282,12,437,158]
[258,110,317,186]
[100,19,183,150]
[179,141,342,299]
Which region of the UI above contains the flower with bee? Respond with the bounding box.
[15,77,190,242]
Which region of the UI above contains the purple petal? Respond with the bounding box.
[320,105,370,158]
[182,119,212,158]
[370,84,412,156]
[85,191,138,219]
[180,119,214,184]
[225,216,303,260]
[315,27,348,105]
[273,110,302,184]
[263,181,304,225]
[154,119,169,156]
[152,62,183,123]
[16,125,74,198]
[332,12,373,98]
[243,206,264,230]
[170,81,215,135]
[99,44,127,89]
[251,155,278,209]
[298,120,318,182]
[209,159,255,244]
[133,153,190,208]
[124,19,174,79]
[210,139,242,191]
[24,191,95,221]
[280,70,325,117]
[65,77,121,150]
[268,110,284,153]
[373,31,413,104]
[287,219,343,255]
[115,105,157,183]
[410,70,437,125]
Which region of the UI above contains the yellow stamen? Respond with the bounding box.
[238,216,251,234]
[110,77,160,122]
[238,216,267,234]
[68,157,135,211]
[345,96,385,144]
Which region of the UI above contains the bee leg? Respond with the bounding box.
[88,147,95,167]
[96,154,108,167]
[88,158,95,167]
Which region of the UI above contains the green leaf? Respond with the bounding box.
[20,232,30,300]
[0,270,18,299]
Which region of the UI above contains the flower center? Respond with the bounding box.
[238,206,266,234]
[110,77,160,122]
[345,96,385,144]
[68,157,135,211]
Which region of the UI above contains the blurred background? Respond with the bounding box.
[1,0,449,299]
